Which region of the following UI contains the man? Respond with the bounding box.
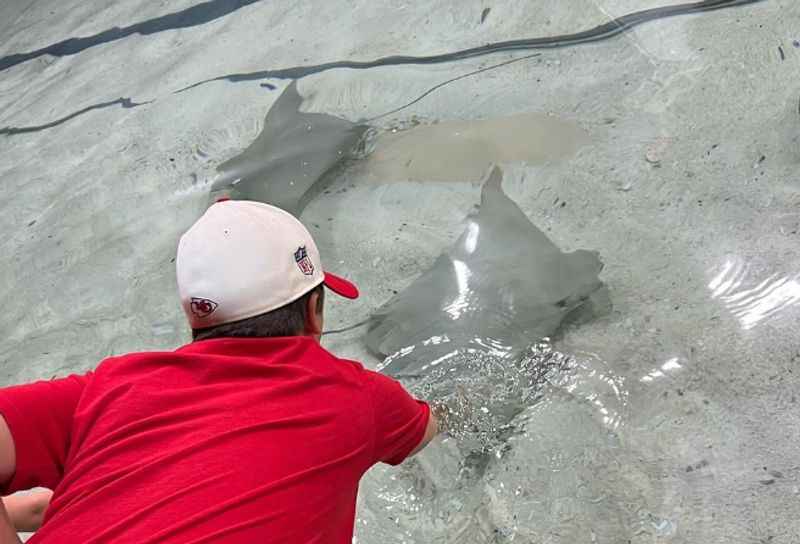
[0,200,438,543]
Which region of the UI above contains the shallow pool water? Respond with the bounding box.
[1,1,799,542]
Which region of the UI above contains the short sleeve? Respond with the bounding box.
[0,374,90,494]
[367,371,430,466]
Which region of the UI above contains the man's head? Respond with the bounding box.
[192,283,325,342]
[176,200,358,341]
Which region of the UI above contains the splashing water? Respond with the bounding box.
[403,339,575,455]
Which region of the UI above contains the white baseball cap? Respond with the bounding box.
[176,199,359,329]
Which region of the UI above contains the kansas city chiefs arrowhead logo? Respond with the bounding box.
[190,297,218,318]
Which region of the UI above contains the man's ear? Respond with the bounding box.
[304,290,323,337]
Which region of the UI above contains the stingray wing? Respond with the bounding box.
[211,81,366,214]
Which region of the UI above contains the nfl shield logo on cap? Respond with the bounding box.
[294,246,315,276]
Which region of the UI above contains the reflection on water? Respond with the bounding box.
[708,258,800,330]
[640,356,685,384]
[563,351,629,431]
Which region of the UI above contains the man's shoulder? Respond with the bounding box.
[91,349,184,380]
[313,344,389,385]
[317,346,368,376]
[95,350,176,366]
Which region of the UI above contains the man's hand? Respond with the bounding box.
[2,489,52,533]
[0,498,22,544]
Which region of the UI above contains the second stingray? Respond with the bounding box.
[209,81,368,214]
[367,166,610,378]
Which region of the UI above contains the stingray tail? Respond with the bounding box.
[479,165,504,204]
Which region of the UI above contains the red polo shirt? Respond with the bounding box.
[0,337,429,543]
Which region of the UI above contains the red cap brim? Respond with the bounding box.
[323,271,359,300]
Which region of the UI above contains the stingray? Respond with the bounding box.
[209,81,368,214]
[368,166,609,379]
[366,168,610,508]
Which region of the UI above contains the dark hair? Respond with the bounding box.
[192,285,324,342]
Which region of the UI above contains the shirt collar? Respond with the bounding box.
[175,336,319,358]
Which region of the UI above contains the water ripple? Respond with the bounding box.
[708,258,800,330]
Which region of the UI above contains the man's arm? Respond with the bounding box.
[0,374,91,540]
[408,408,439,457]
[0,418,20,543]
[0,416,15,491]
[0,374,89,495]
[369,371,435,465]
